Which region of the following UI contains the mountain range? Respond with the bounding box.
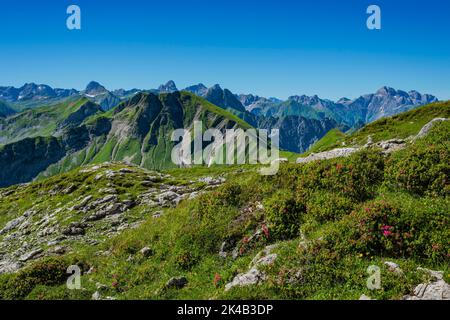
[0,80,438,159]
[0,81,437,119]
[0,91,251,187]
[238,87,438,127]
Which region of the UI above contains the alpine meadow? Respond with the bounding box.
[0,0,449,304]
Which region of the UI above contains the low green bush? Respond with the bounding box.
[384,124,449,197]
[320,195,449,263]
[0,257,69,300]
[306,191,354,223]
[264,190,305,240]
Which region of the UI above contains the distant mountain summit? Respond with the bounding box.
[158,80,178,93]
[0,83,78,110]
[203,84,246,113]
[79,81,120,111]
[363,86,438,122]
[184,83,208,97]
[84,81,108,97]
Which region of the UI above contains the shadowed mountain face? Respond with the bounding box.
[203,84,246,113]
[0,100,15,118]
[0,92,250,187]
[257,115,339,153]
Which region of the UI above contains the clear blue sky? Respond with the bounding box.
[1,0,449,100]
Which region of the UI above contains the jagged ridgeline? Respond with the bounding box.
[0,92,253,187]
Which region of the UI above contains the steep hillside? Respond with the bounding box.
[257,115,338,153]
[0,100,15,118]
[0,92,252,187]
[0,98,102,146]
[0,117,448,301]
[306,128,346,154]
[306,100,450,153]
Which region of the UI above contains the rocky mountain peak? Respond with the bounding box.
[18,83,55,100]
[204,84,245,113]
[209,84,222,92]
[376,86,398,96]
[337,97,351,104]
[158,80,178,93]
[184,83,208,97]
[85,81,107,96]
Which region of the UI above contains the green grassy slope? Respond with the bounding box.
[0,120,448,300]
[306,128,346,154]
[305,100,450,153]
[31,92,255,181]
[0,98,102,146]
[0,100,16,118]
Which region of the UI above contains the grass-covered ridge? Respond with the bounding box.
[306,100,450,153]
[306,128,346,154]
[0,97,101,146]
[0,91,257,187]
[0,120,448,300]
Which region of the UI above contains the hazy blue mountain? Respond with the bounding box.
[242,87,438,127]
[112,88,142,99]
[184,83,208,97]
[0,83,79,110]
[0,81,439,157]
[158,80,178,93]
[2,81,434,129]
[82,81,121,111]
[84,81,108,96]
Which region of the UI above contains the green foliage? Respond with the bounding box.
[353,101,450,144]
[319,195,449,263]
[175,250,200,271]
[26,284,93,300]
[385,123,450,196]
[276,149,385,201]
[217,183,242,207]
[0,98,98,146]
[0,110,448,301]
[264,191,305,240]
[306,191,354,223]
[0,258,69,299]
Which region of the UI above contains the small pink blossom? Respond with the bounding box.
[383,230,392,237]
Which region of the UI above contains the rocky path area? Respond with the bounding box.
[0,163,225,274]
